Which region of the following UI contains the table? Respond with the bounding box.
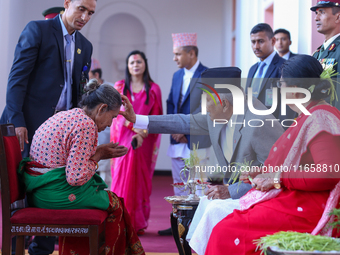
[165,196,199,255]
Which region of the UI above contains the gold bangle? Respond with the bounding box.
[273,171,282,189]
[143,129,147,134]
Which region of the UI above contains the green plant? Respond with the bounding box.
[183,142,201,170]
[181,143,204,183]
[329,207,340,232]
[254,231,340,255]
[319,63,339,104]
[230,159,254,184]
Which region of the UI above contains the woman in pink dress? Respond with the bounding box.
[111,50,163,235]
[205,55,340,254]
[19,79,144,254]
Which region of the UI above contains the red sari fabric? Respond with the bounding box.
[110,80,163,231]
[205,105,340,255]
[59,191,145,255]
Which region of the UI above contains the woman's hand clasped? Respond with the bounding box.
[91,142,128,162]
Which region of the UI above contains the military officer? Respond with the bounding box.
[311,0,340,109]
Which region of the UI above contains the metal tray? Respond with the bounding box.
[267,247,340,255]
[164,195,200,205]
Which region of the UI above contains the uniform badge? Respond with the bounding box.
[77,48,81,54]
[329,43,336,51]
[319,58,326,69]
[325,58,336,69]
[319,58,336,69]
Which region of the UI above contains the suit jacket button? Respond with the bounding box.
[60,84,64,87]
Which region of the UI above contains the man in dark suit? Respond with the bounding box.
[167,33,211,195]
[0,1,96,254]
[0,0,96,158]
[246,23,295,123]
[274,28,297,60]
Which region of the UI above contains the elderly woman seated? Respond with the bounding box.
[204,55,340,254]
[18,79,145,255]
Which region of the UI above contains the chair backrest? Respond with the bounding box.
[0,124,25,211]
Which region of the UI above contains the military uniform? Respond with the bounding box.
[311,0,340,110]
[312,35,340,110]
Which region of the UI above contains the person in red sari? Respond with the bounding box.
[111,50,163,235]
[205,54,340,255]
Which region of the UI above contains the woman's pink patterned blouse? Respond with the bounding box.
[30,108,98,186]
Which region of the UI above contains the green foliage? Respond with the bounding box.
[320,63,339,104]
[329,208,340,232]
[183,142,201,170]
[182,143,204,183]
[230,159,254,184]
[254,231,340,255]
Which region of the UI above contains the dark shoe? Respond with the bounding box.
[158,227,172,236]
[28,236,56,255]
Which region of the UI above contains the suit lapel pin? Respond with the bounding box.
[77,48,81,54]
[329,43,336,51]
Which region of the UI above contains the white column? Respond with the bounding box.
[273,0,311,55]
[222,0,233,67]
[0,0,26,113]
[0,0,12,112]
[235,0,260,79]
[297,0,313,55]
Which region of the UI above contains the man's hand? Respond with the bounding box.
[178,136,188,143]
[205,185,230,200]
[133,128,148,138]
[91,142,128,162]
[119,95,136,123]
[171,134,187,143]
[15,127,29,152]
[132,134,144,149]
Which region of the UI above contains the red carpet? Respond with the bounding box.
[138,175,179,253]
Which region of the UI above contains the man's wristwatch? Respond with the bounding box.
[273,171,282,189]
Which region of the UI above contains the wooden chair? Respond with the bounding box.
[0,124,108,255]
